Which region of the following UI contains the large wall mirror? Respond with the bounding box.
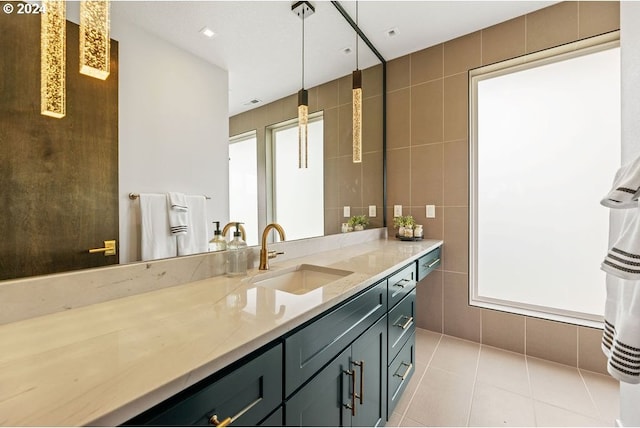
[0,1,385,281]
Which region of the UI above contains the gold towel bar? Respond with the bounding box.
[128,192,211,200]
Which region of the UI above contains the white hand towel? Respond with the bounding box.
[167,192,188,235]
[140,193,177,261]
[601,155,640,209]
[604,279,640,384]
[177,195,209,256]
[602,205,640,280]
[168,191,188,211]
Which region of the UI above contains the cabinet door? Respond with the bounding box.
[285,347,352,427]
[351,315,387,428]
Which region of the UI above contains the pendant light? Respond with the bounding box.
[41,0,66,118]
[80,0,111,80]
[292,1,314,169]
[352,1,362,163]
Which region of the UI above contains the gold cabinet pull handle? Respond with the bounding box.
[395,362,413,381]
[425,258,441,269]
[209,398,262,427]
[209,415,232,427]
[344,369,356,416]
[353,360,364,405]
[394,315,414,330]
[88,240,116,256]
[394,278,411,288]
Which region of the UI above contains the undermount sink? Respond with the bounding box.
[249,264,353,295]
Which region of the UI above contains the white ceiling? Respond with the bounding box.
[108,1,557,116]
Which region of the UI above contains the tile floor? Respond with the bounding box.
[387,328,620,427]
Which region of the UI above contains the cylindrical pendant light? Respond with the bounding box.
[41,0,66,119]
[352,1,362,163]
[80,0,111,80]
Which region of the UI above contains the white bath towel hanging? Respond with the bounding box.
[602,274,640,384]
[601,155,640,209]
[177,195,209,256]
[167,192,188,235]
[602,207,640,280]
[140,193,177,261]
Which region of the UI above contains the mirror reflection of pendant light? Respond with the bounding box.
[41,0,66,118]
[292,1,314,169]
[352,1,362,163]
[80,0,111,80]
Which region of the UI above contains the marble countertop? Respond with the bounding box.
[0,238,442,426]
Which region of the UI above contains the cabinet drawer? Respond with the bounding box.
[417,247,441,281]
[284,280,387,397]
[387,332,416,418]
[387,289,415,364]
[388,263,417,309]
[128,344,283,426]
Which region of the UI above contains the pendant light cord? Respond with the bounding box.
[301,7,305,89]
[355,0,359,70]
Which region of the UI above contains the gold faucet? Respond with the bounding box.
[222,222,246,241]
[259,223,286,270]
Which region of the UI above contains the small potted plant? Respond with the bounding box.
[393,215,415,237]
[348,215,369,231]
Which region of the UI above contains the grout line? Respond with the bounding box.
[578,367,604,422]
[465,343,483,426]
[524,353,538,426]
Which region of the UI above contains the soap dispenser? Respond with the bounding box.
[209,221,227,252]
[226,222,248,276]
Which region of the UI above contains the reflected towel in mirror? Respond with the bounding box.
[140,193,178,261]
[177,195,209,256]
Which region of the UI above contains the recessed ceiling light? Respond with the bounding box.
[200,27,216,38]
[243,99,262,106]
[341,47,352,55]
[386,27,399,37]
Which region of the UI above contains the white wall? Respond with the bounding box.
[617,2,640,426]
[111,19,229,263]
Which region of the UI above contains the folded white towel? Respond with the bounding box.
[167,192,188,235]
[601,155,640,209]
[603,276,640,384]
[168,192,188,211]
[602,205,640,280]
[177,195,209,256]
[140,193,177,261]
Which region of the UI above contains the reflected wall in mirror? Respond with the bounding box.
[0,7,120,281]
[229,63,384,245]
[0,1,385,282]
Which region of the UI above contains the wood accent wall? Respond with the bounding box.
[0,4,119,280]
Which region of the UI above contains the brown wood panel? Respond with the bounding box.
[0,3,119,281]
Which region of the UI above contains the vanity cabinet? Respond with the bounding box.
[123,343,283,426]
[285,314,387,427]
[124,245,442,428]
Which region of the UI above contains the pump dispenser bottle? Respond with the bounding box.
[209,221,227,252]
[226,222,248,276]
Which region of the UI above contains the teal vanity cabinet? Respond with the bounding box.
[123,343,283,426]
[123,244,442,428]
[284,280,388,427]
[285,315,387,427]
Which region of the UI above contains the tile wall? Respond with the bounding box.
[230,66,384,235]
[386,1,620,374]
